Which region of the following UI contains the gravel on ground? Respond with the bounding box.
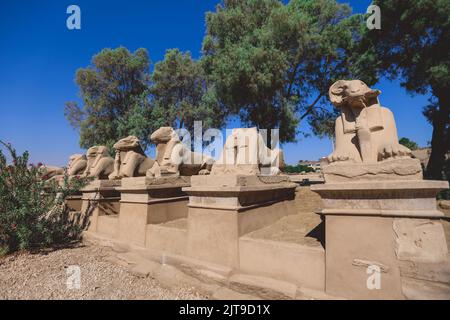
[0,244,207,300]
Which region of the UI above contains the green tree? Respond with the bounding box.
[202,0,375,144]
[399,137,419,151]
[150,49,227,131]
[360,0,449,180]
[65,47,154,150]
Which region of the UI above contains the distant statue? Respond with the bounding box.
[146,127,214,178]
[327,80,411,164]
[82,146,114,179]
[40,154,87,183]
[211,127,284,175]
[108,136,155,180]
[67,154,87,176]
[39,165,64,181]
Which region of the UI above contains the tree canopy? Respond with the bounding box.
[399,137,419,151]
[150,49,226,131]
[65,47,227,150]
[360,0,450,180]
[202,0,375,142]
[65,47,153,150]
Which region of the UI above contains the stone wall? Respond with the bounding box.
[295,186,323,214]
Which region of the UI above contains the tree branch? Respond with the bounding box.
[299,93,323,121]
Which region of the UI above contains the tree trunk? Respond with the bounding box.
[425,88,450,180]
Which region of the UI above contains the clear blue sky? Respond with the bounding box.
[0,0,433,166]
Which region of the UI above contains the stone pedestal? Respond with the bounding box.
[66,194,82,211]
[183,175,297,268]
[311,180,449,299]
[116,176,190,246]
[81,180,121,233]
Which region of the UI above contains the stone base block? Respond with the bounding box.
[66,195,82,211]
[325,215,404,299]
[322,158,423,183]
[97,215,119,238]
[239,237,325,291]
[146,222,187,256]
[80,179,121,233]
[312,179,449,300]
[184,175,298,268]
[187,204,297,269]
[115,176,189,246]
[311,180,448,217]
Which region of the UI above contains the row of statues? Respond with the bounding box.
[47,124,284,182]
[58,128,214,181]
[42,80,415,182]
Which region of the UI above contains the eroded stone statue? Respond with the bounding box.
[146,127,214,178]
[38,154,86,182]
[323,80,422,182]
[327,80,411,164]
[82,146,114,179]
[211,127,284,175]
[108,136,155,180]
[67,154,87,176]
[39,165,64,181]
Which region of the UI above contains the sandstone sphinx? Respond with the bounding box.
[310,80,449,299]
[82,146,114,179]
[322,79,421,182]
[211,127,284,176]
[183,127,295,268]
[146,127,214,178]
[108,136,154,180]
[67,153,87,176]
[39,165,64,181]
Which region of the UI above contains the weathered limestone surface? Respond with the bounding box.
[322,158,422,182]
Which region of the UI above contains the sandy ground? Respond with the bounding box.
[246,212,323,247]
[0,245,207,300]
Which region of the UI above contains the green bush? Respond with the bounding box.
[0,141,90,254]
[283,164,315,174]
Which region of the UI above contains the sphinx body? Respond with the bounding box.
[83,146,114,179]
[327,80,411,164]
[108,136,154,180]
[37,154,85,183]
[147,127,214,178]
[67,154,87,176]
[39,165,64,181]
[211,127,284,175]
